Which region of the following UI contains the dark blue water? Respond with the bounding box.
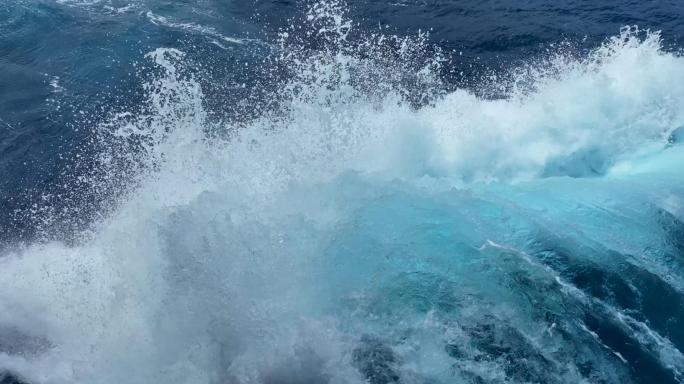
[1,1,684,383]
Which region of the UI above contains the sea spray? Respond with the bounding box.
[1,1,684,383]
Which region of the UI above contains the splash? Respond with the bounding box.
[2,2,684,384]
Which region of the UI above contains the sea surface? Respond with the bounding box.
[1,1,684,383]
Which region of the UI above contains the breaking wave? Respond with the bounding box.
[2,2,684,383]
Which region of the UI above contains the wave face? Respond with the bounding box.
[2,2,684,384]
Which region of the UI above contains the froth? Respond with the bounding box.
[2,2,684,383]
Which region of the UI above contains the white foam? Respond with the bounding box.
[3,2,684,383]
[146,11,246,45]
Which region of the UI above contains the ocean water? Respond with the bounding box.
[1,1,684,383]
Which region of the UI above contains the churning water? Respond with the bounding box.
[1,1,684,383]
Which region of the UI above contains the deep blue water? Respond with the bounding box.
[1,1,684,383]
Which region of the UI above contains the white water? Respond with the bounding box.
[1,3,684,383]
